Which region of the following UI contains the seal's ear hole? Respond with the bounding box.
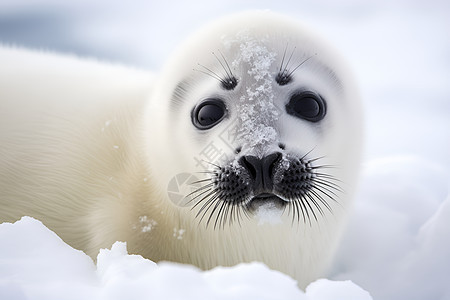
[192,99,227,130]
[286,91,326,122]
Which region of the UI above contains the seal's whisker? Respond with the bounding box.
[193,190,219,213]
[212,52,230,80]
[195,171,217,175]
[309,189,332,213]
[285,46,296,71]
[295,196,309,223]
[185,186,215,206]
[213,50,236,83]
[289,200,297,225]
[287,198,293,223]
[219,50,234,78]
[185,183,214,198]
[300,147,316,161]
[314,178,344,194]
[314,172,342,181]
[279,43,288,73]
[303,193,318,222]
[197,53,237,90]
[315,184,339,200]
[306,155,326,163]
[195,64,226,84]
[303,196,313,226]
[286,54,316,78]
[222,201,232,229]
[314,178,344,193]
[229,200,242,227]
[235,203,246,226]
[305,192,324,217]
[236,205,243,227]
[310,164,338,170]
[241,202,252,220]
[280,45,296,75]
[189,178,213,185]
[218,200,227,229]
[314,177,342,188]
[293,204,299,226]
[209,198,226,229]
[228,201,235,226]
[198,194,221,223]
[189,142,345,229]
[198,159,221,169]
[316,183,337,199]
[222,202,233,230]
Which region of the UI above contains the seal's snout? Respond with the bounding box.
[239,152,282,193]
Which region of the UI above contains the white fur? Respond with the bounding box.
[0,11,363,288]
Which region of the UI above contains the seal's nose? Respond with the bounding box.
[239,152,282,192]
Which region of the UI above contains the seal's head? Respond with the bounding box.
[148,11,362,228]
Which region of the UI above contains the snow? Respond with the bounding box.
[306,279,372,300]
[136,216,157,233]
[331,156,450,300]
[0,217,370,300]
[226,30,280,156]
[1,1,450,299]
[255,201,284,225]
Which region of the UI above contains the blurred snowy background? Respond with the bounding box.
[0,0,449,299]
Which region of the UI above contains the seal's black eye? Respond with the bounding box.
[286,91,326,122]
[192,99,227,130]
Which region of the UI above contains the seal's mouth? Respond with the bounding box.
[247,192,288,212]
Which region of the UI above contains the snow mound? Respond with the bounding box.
[332,155,450,300]
[0,217,371,300]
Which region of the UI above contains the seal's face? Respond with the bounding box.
[150,13,362,228]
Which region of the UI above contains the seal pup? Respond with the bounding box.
[0,11,363,288]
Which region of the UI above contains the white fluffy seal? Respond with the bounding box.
[0,11,363,288]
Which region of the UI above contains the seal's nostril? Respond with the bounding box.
[239,152,282,191]
[239,156,259,180]
[265,152,282,179]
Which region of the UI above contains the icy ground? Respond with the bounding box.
[0,218,373,300]
[333,157,450,300]
[1,1,449,299]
